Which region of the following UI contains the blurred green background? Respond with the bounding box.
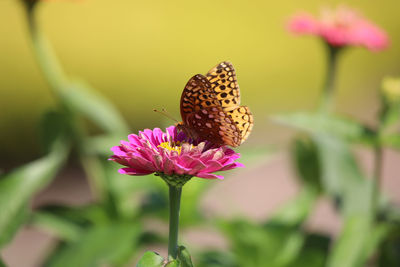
[1,0,399,167]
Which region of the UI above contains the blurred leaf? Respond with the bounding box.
[165,260,180,267]
[381,105,400,131]
[362,222,391,263]
[273,112,373,144]
[269,185,318,228]
[85,134,127,156]
[274,230,304,266]
[0,257,5,267]
[221,220,304,267]
[179,179,210,226]
[327,216,371,267]
[62,79,129,135]
[139,177,212,227]
[30,211,83,242]
[236,146,274,166]
[378,222,400,267]
[196,250,238,267]
[39,110,69,153]
[291,138,322,191]
[0,205,28,248]
[45,222,141,267]
[313,134,364,198]
[0,139,68,248]
[326,181,375,267]
[380,134,400,150]
[288,234,330,267]
[35,204,104,226]
[104,163,160,219]
[136,251,164,267]
[316,136,376,267]
[27,16,128,136]
[177,246,193,267]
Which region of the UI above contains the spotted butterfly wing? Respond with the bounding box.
[179,63,253,147]
[206,61,240,109]
[226,106,253,144]
[180,74,219,116]
[206,62,253,144]
[179,74,240,146]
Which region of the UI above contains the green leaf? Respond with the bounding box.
[269,185,318,228]
[291,138,322,191]
[104,165,163,219]
[327,216,371,267]
[0,257,6,267]
[288,234,330,267]
[45,223,141,267]
[165,260,180,267]
[0,205,28,248]
[177,246,193,267]
[179,179,210,226]
[236,146,274,166]
[378,223,400,266]
[136,251,164,267]
[220,220,304,267]
[361,222,391,262]
[0,140,68,248]
[273,112,373,144]
[61,79,129,135]
[313,135,364,198]
[30,211,83,242]
[196,250,238,267]
[380,134,400,150]
[39,110,69,153]
[85,134,127,156]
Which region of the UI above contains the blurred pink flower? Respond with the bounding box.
[109,126,243,180]
[288,6,389,51]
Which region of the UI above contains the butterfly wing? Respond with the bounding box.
[226,106,254,144]
[180,74,220,124]
[186,106,241,147]
[207,62,253,144]
[206,61,240,110]
[180,64,253,147]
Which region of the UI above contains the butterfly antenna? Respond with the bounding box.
[153,108,179,123]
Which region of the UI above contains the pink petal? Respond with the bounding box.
[196,172,224,179]
[110,146,127,156]
[118,168,154,175]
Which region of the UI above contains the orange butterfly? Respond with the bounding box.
[177,62,253,147]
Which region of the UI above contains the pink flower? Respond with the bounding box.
[288,6,389,51]
[109,126,244,180]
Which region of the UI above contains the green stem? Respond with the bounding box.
[23,3,110,205]
[25,4,68,98]
[372,144,383,221]
[320,44,340,113]
[168,185,182,259]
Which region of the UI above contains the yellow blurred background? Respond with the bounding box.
[1,0,399,167]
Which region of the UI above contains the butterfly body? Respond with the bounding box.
[178,62,253,147]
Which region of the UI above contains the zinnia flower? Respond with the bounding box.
[288,6,389,51]
[109,126,243,183]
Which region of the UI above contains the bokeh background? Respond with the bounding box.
[1,0,400,266]
[1,0,399,168]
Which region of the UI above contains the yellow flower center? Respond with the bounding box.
[158,141,182,154]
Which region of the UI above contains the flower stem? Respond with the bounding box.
[320,44,341,113]
[168,184,182,259]
[23,3,109,204]
[372,144,383,221]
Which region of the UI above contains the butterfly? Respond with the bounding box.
[177,61,253,147]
